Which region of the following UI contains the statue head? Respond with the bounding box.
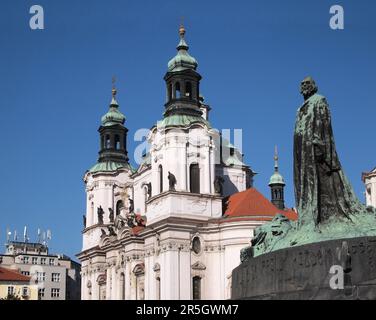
[300,76,318,100]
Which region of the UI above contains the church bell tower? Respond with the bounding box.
[164,24,202,118]
[97,84,129,164]
[269,146,285,210]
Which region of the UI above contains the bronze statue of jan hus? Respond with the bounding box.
[294,77,364,227]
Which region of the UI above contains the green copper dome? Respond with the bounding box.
[157,114,210,129]
[101,91,126,126]
[167,26,198,72]
[269,171,285,186]
[269,147,285,186]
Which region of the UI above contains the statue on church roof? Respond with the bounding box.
[108,208,114,223]
[168,172,177,191]
[129,199,134,214]
[214,176,224,195]
[108,226,116,237]
[97,206,104,225]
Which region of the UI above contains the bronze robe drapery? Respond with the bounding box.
[294,94,363,226]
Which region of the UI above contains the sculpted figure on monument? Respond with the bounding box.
[294,77,364,227]
[243,77,375,259]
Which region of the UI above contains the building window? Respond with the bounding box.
[106,135,111,149]
[36,272,46,282]
[192,276,201,300]
[133,264,145,301]
[21,271,30,276]
[192,237,201,254]
[51,288,60,298]
[40,258,46,265]
[91,202,94,223]
[158,165,163,193]
[22,287,30,297]
[52,273,61,282]
[190,164,200,193]
[116,200,124,216]
[156,277,161,300]
[49,258,55,266]
[7,286,14,296]
[115,135,120,150]
[185,81,192,98]
[38,288,45,299]
[167,83,172,102]
[174,82,181,98]
[23,256,29,264]
[120,273,125,300]
[153,263,161,300]
[32,257,38,264]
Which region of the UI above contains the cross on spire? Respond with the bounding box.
[274,145,279,172]
[179,17,186,38]
[112,76,117,97]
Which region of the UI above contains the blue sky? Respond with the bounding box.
[0,0,375,259]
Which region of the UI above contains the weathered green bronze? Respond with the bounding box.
[247,77,376,258]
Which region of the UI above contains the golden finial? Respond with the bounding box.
[179,17,185,37]
[112,76,117,97]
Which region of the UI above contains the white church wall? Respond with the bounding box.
[365,174,376,207]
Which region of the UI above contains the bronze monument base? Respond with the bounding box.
[232,236,376,300]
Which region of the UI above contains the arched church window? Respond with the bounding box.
[133,264,145,301]
[185,81,192,98]
[156,277,161,300]
[190,164,200,194]
[91,202,94,224]
[101,136,104,150]
[168,83,172,102]
[105,135,111,149]
[159,165,163,193]
[120,272,125,300]
[174,82,181,98]
[115,135,120,150]
[192,276,201,300]
[116,200,124,216]
[153,263,161,300]
[143,186,148,213]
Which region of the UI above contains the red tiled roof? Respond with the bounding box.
[0,267,31,282]
[223,188,298,221]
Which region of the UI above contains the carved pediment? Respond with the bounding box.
[191,261,206,271]
[96,274,106,285]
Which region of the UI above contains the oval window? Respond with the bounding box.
[192,237,201,254]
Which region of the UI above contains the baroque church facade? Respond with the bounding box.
[77,26,296,300]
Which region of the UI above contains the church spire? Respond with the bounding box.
[164,24,202,118]
[269,146,285,210]
[167,24,198,72]
[96,80,129,165]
